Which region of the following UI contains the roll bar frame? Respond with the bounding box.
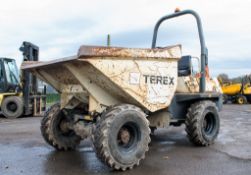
[151,9,208,93]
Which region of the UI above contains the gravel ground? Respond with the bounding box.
[0,104,251,175]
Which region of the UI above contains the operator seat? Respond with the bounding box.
[178,55,192,77]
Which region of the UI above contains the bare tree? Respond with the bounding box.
[218,73,229,84]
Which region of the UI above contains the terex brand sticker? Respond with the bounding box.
[129,73,175,85]
[143,75,174,85]
[129,72,140,84]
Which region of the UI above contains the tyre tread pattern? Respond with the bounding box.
[92,104,150,171]
[40,103,81,151]
[1,96,23,119]
[185,100,219,146]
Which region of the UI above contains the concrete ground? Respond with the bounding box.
[0,105,251,175]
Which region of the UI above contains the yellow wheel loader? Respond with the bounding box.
[22,9,222,171]
[219,76,251,104]
[0,42,46,118]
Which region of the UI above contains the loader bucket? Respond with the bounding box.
[21,45,181,112]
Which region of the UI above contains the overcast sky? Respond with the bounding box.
[0,0,250,78]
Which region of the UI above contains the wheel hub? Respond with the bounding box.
[203,113,215,134]
[7,102,17,112]
[118,127,131,145]
[238,98,243,104]
[60,120,71,133]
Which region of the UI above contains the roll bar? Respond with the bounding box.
[151,9,208,93]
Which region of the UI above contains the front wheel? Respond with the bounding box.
[1,96,23,119]
[185,100,220,146]
[92,104,150,171]
[41,103,81,150]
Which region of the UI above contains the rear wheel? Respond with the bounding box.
[41,103,81,150]
[1,96,23,119]
[185,101,220,146]
[92,104,150,171]
[236,95,247,104]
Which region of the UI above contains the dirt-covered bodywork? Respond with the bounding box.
[22,45,181,112]
[21,9,222,171]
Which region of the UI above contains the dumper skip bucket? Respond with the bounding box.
[21,45,181,112]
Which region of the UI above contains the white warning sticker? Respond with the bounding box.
[129,72,140,85]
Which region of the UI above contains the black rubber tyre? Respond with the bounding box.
[236,95,247,104]
[1,96,23,119]
[185,100,220,146]
[41,103,81,151]
[92,104,150,171]
[246,95,251,104]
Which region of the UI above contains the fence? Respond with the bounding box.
[46,93,60,107]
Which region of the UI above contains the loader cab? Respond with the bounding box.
[0,58,20,93]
